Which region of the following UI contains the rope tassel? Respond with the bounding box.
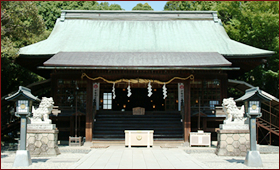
[127,81,132,97]
[163,83,167,99]
[112,83,116,99]
[147,81,153,97]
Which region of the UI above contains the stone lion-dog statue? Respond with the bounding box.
[30,97,54,124]
[222,98,246,123]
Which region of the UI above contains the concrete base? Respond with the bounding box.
[216,129,250,156]
[182,141,190,147]
[13,150,32,167]
[244,151,263,167]
[83,141,93,147]
[26,128,60,157]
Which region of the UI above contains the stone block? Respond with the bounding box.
[28,144,35,151]
[55,148,61,155]
[216,148,227,156]
[47,134,55,141]
[41,136,49,144]
[220,134,227,141]
[233,148,241,155]
[239,137,246,144]
[232,141,240,148]
[41,144,48,152]
[35,134,43,140]
[226,137,234,144]
[246,141,250,149]
[39,151,48,157]
[27,130,60,157]
[220,141,227,148]
[47,149,57,155]
[239,144,247,152]
[33,148,41,155]
[232,134,240,141]
[245,134,250,140]
[28,136,35,144]
[35,141,42,148]
[216,130,250,156]
[226,145,234,152]
[48,140,55,148]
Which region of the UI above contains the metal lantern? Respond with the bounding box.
[235,87,271,167]
[5,86,40,167]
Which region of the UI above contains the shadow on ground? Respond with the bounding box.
[32,159,48,163]
[226,158,244,164]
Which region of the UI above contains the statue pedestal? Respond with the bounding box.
[26,124,60,157]
[216,129,250,156]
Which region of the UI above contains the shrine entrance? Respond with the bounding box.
[113,88,165,112]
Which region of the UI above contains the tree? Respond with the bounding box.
[1,1,47,95]
[1,1,47,127]
[35,1,123,30]
[164,1,279,97]
[216,1,279,97]
[132,3,154,10]
[164,1,219,11]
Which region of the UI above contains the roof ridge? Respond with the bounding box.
[60,10,218,22]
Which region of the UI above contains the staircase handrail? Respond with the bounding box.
[261,108,279,128]
[261,108,279,119]
[257,117,279,130]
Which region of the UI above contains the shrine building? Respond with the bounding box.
[16,11,274,143]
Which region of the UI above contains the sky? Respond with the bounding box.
[97,1,168,11]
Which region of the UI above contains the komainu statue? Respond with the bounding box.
[30,97,54,124]
[222,97,246,123]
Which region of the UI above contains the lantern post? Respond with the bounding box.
[235,87,271,167]
[5,86,40,167]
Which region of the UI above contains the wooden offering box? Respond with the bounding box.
[125,130,154,148]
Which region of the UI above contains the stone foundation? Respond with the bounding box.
[216,129,250,156]
[26,127,60,157]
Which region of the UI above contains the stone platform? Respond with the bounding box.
[216,129,250,156]
[26,124,60,157]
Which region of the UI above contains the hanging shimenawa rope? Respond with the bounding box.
[81,73,194,85]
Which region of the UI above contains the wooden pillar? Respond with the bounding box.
[220,73,228,101]
[85,79,93,142]
[203,118,207,131]
[70,116,74,136]
[183,79,191,142]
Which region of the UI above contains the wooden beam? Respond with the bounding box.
[183,79,191,142]
[85,79,93,142]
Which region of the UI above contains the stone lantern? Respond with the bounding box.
[235,87,271,167]
[5,86,40,167]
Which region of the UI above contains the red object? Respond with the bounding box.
[93,84,98,89]
[180,85,184,89]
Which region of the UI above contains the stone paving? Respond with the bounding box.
[1,144,279,169]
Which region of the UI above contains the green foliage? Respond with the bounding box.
[1,1,46,59]
[35,1,123,30]
[164,1,219,11]
[1,1,46,94]
[216,1,279,97]
[164,1,279,97]
[132,3,154,10]
[1,1,48,126]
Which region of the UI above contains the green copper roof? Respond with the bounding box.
[19,11,274,57]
